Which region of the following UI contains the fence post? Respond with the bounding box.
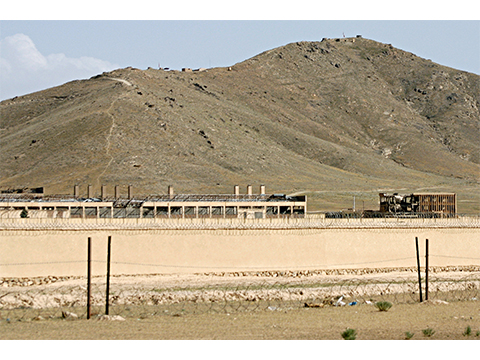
[87,237,92,319]
[425,238,429,301]
[415,237,423,302]
[105,235,112,315]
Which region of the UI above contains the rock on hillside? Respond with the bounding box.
[1,37,479,211]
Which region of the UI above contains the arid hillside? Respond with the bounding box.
[1,37,479,212]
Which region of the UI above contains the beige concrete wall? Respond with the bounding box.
[1,226,479,278]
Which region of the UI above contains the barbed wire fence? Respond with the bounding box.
[1,214,479,231]
[1,266,479,322]
[2,218,479,322]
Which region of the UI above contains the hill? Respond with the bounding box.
[1,37,479,212]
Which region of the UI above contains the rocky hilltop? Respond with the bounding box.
[1,37,479,212]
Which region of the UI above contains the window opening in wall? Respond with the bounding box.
[266,206,278,216]
[99,207,112,218]
[84,207,97,218]
[293,206,305,215]
[280,206,291,214]
[156,207,168,217]
[142,207,155,218]
[71,207,83,218]
[184,206,196,218]
[170,207,182,218]
[211,206,223,217]
[125,207,140,218]
[113,208,126,218]
[225,206,237,217]
[198,206,209,217]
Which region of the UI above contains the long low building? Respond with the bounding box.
[0,185,307,219]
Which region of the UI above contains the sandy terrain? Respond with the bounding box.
[2,268,479,312]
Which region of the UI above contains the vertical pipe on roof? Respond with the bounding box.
[260,185,266,195]
[114,185,120,199]
[247,185,252,196]
[234,185,239,196]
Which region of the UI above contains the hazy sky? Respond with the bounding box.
[1,4,479,101]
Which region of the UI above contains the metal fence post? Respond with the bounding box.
[425,238,429,301]
[105,235,112,315]
[415,237,423,302]
[87,237,92,319]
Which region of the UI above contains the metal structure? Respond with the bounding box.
[378,193,457,216]
[0,185,307,219]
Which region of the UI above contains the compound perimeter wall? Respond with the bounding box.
[1,225,479,278]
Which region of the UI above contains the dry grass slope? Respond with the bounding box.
[1,37,479,212]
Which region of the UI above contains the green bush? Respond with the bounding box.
[405,331,414,340]
[422,328,435,337]
[375,301,393,312]
[463,326,472,336]
[20,209,29,218]
[341,328,357,340]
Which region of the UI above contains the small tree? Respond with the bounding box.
[20,209,29,218]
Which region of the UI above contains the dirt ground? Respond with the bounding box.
[1,300,479,340]
[1,271,480,340]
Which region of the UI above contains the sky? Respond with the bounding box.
[1,2,479,101]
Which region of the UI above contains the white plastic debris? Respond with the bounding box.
[335,296,346,306]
